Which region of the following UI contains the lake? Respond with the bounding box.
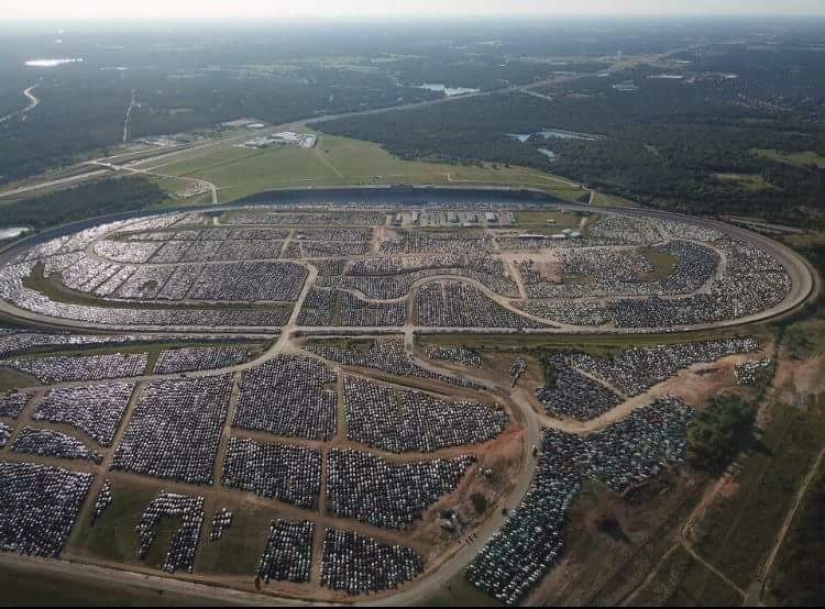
[25,58,83,68]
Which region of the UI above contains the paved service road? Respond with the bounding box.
[0,196,815,336]
[0,188,816,609]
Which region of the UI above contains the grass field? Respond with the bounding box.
[632,545,742,607]
[0,564,222,607]
[69,477,182,568]
[416,327,763,355]
[515,210,587,230]
[146,175,210,205]
[693,389,825,591]
[643,248,679,281]
[756,149,825,170]
[195,497,275,577]
[0,368,37,391]
[154,131,586,204]
[591,191,638,208]
[713,173,775,192]
[768,453,825,606]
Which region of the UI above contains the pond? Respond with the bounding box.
[416,83,480,97]
[508,128,602,143]
[0,227,30,241]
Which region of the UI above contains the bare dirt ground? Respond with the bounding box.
[773,353,825,404]
[530,352,766,435]
[526,472,704,607]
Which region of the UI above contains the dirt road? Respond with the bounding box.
[756,447,825,600]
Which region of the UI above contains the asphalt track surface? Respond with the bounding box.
[0,189,816,606]
[0,40,812,603]
[0,194,815,336]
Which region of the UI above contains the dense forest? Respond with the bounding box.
[318,44,825,228]
[2,20,825,231]
[385,56,605,91]
[1,19,654,186]
[0,177,166,232]
[1,74,132,183]
[3,18,821,190]
[126,69,440,138]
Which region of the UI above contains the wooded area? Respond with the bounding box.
[688,395,757,474]
[0,177,166,232]
[319,47,825,228]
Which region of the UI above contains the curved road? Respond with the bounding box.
[122,89,137,144]
[0,42,691,201]
[0,85,39,124]
[0,194,817,607]
[88,159,219,205]
[0,239,541,607]
[362,344,541,606]
[0,263,542,607]
[0,200,814,337]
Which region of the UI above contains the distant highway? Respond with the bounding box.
[0,168,111,200]
[87,159,219,205]
[0,47,659,201]
[0,39,713,203]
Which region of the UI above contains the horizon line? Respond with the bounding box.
[2,12,825,23]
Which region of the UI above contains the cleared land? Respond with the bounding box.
[714,173,775,192]
[756,149,825,170]
[154,132,585,204]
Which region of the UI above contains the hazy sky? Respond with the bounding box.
[3,0,824,21]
